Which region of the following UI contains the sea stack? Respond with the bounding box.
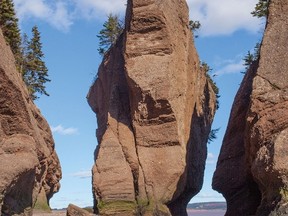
[88,0,217,215]
[213,0,288,215]
[0,29,61,215]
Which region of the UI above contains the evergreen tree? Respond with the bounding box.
[97,14,123,55]
[242,0,268,75]
[23,26,50,100]
[251,0,269,18]
[253,42,261,60]
[189,20,201,38]
[200,62,220,110]
[242,42,261,74]
[0,0,22,66]
[208,128,220,144]
[243,51,254,70]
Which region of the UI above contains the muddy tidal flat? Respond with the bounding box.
[33,210,66,216]
[33,209,225,216]
[187,209,226,216]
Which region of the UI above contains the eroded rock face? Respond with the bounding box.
[0,30,61,215]
[66,204,92,216]
[87,0,216,215]
[213,0,288,215]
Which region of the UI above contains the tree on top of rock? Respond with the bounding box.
[23,26,50,100]
[189,20,201,38]
[97,14,124,55]
[0,0,22,67]
[251,0,269,18]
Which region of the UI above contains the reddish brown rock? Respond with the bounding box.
[0,29,61,215]
[87,0,217,215]
[66,204,91,216]
[213,0,288,215]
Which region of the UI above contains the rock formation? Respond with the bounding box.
[87,0,217,215]
[66,204,92,216]
[213,0,288,215]
[0,29,61,215]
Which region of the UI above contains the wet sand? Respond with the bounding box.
[33,209,225,216]
[33,211,66,216]
[187,209,226,216]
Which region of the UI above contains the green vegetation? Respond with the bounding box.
[251,0,269,19]
[33,189,51,212]
[22,26,50,100]
[136,199,170,215]
[208,128,220,144]
[0,0,50,100]
[189,20,201,38]
[97,200,137,214]
[0,0,22,68]
[200,62,220,110]
[280,187,288,202]
[97,14,124,55]
[243,0,269,74]
[33,198,51,212]
[96,199,171,216]
[189,20,201,31]
[243,42,261,72]
[200,62,220,145]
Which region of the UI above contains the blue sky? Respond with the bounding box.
[14,0,264,209]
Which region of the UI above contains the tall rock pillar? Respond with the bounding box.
[213,0,288,215]
[88,0,217,215]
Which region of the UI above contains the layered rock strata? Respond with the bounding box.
[0,29,61,215]
[88,0,217,215]
[66,204,92,216]
[213,0,288,215]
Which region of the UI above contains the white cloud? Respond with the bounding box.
[14,0,73,32]
[214,59,245,76]
[206,152,216,165]
[72,0,127,20]
[187,0,262,36]
[51,125,78,135]
[71,170,92,179]
[14,0,262,35]
[207,152,214,159]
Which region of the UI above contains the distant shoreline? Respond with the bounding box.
[40,202,227,215]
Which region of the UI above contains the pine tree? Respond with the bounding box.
[189,20,201,31]
[200,62,220,110]
[243,51,254,70]
[251,0,269,18]
[189,20,201,38]
[242,42,262,74]
[0,0,22,67]
[23,26,50,100]
[97,14,123,55]
[208,128,220,144]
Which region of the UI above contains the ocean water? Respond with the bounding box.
[187,210,226,216]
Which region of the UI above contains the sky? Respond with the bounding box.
[13,0,264,209]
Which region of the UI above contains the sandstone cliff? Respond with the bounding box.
[213,0,288,215]
[0,29,61,215]
[87,0,217,215]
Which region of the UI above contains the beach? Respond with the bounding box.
[33,209,225,216]
[187,209,226,216]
